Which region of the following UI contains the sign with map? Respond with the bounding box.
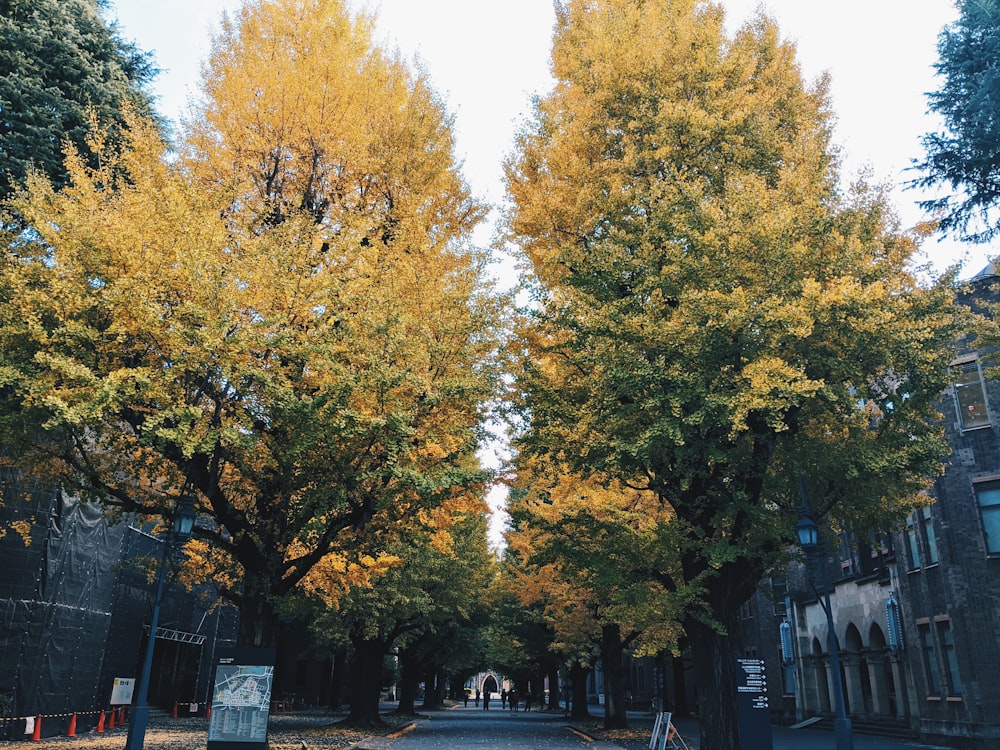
[207,648,276,750]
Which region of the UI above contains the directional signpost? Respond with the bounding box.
[736,657,773,750]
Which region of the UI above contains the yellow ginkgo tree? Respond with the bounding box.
[0,0,503,651]
[505,1,964,747]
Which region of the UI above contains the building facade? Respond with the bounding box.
[741,268,1000,749]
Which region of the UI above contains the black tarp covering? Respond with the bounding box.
[0,473,238,739]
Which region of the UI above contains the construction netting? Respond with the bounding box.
[0,472,238,739]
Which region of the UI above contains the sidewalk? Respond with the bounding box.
[611,712,952,750]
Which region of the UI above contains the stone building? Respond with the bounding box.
[740,265,1000,748]
[890,265,1000,747]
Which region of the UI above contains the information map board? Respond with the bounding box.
[207,648,276,750]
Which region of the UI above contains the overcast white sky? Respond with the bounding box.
[110,0,983,544]
[110,0,988,276]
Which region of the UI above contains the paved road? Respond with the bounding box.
[356,707,622,749]
[360,705,953,750]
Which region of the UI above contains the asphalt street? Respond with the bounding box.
[355,707,622,750]
[356,704,954,750]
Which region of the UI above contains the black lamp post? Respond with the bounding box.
[124,497,197,750]
[796,475,854,750]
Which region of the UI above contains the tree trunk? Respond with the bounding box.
[546,662,561,710]
[433,668,446,706]
[671,652,690,717]
[601,623,629,730]
[395,651,420,716]
[687,614,741,750]
[236,586,280,648]
[344,638,387,728]
[327,647,348,712]
[420,666,439,710]
[569,662,591,720]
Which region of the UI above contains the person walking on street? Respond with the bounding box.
[525,690,533,712]
[500,688,507,709]
[475,689,480,707]
[482,690,490,710]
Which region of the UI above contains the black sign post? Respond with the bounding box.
[736,657,773,750]
[207,647,276,750]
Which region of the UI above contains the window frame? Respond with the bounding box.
[905,515,921,570]
[935,618,963,698]
[920,506,939,565]
[952,355,991,431]
[973,479,1000,557]
[917,620,941,697]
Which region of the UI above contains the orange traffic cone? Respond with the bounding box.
[120,706,127,724]
[172,702,178,718]
[67,713,77,737]
[31,715,41,741]
[96,710,105,733]
[205,704,211,719]
[108,708,116,730]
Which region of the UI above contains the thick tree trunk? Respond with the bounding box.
[601,623,629,730]
[569,662,591,720]
[687,614,741,750]
[395,652,420,715]
[236,588,280,648]
[344,638,387,728]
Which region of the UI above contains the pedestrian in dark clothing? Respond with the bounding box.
[500,688,507,709]
[463,689,469,707]
[525,690,533,712]
[509,689,519,712]
[483,690,490,710]
[475,689,480,707]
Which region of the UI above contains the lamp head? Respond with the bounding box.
[172,497,196,541]
[796,514,819,550]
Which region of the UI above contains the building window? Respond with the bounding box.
[954,357,991,430]
[974,482,1000,556]
[918,622,941,696]
[781,661,796,697]
[766,576,788,617]
[937,620,963,697]
[905,516,921,570]
[738,599,754,620]
[921,507,939,564]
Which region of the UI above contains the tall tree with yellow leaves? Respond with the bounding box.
[0,0,503,652]
[505,1,962,747]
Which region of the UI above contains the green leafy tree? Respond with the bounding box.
[0,0,502,652]
[912,0,1000,243]
[308,503,495,727]
[505,1,963,747]
[0,0,157,206]
[504,465,685,728]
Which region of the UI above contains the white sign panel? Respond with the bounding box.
[110,677,136,706]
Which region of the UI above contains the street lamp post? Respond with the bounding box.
[124,498,196,750]
[796,476,854,750]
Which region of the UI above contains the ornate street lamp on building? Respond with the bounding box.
[796,474,854,750]
[124,497,197,750]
